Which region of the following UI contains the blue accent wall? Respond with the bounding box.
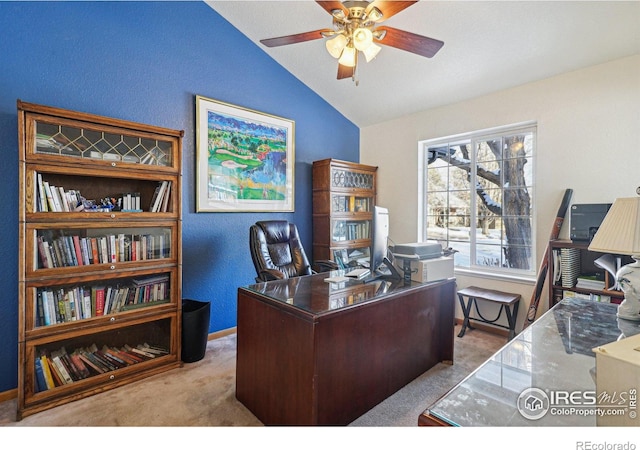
[0,2,359,393]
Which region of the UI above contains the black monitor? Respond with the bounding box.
[370,206,401,279]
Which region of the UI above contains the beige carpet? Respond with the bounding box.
[0,324,504,428]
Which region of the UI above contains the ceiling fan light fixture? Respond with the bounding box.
[372,29,387,41]
[338,45,357,67]
[326,34,348,59]
[352,27,373,51]
[362,42,381,62]
[366,7,383,22]
[258,1,443,82]
[331,8,346,21]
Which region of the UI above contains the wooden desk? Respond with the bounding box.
[236,273,456,425]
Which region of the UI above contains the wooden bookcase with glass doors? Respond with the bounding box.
[17,100,183,419]
[312,159,377,269]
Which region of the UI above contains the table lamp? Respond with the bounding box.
[588,195,640,321]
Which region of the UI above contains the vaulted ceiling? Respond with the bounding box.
[208,1,640,127]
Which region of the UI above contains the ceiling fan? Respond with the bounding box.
[260,1,444,82]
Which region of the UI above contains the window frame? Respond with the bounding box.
[418,122,537,280]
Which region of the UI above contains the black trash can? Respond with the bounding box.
[181,299,210,363]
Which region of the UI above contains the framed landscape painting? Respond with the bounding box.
[195,95,295,212]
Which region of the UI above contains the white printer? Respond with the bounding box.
[392,241,443,259]
[391,241,454,283]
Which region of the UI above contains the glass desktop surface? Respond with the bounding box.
[426,297,640,426]
[243,271,418,315]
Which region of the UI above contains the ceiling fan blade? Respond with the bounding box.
[260,29,334,47]
[367,1,418,21]
[316,1,349,17]
[375,26,444,58]
[337,64,355,80]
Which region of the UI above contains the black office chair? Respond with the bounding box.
[249,220,337,282]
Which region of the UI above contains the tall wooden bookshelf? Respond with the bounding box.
[17,100,183,419]
[312,159,377,268]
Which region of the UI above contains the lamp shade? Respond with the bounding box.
[353,27,373,51]
[362,43,381,62]
[588,197,640,256]
[589,196,640,322]
[326,34,347,59]
[338,45,357,67]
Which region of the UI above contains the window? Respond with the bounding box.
[419,123,536,277]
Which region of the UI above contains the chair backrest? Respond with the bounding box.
[249,220,313,282]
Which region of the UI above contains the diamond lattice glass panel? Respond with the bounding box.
[331,169,373,189]
[34,121,172,167]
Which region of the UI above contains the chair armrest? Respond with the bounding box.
[313,260,339,273]
[257,268,286,282]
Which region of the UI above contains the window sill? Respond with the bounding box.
[454,268,536,285]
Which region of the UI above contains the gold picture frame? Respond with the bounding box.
[195,95,295,212]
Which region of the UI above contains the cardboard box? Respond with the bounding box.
[394,256,454,283]
[593,333,640,426]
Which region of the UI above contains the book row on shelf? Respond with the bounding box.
[34,342,169,392]
[561,290,611,303]
[333,196,370,213]
[332,221,370,241]
[37,230,170,269]
[552,248,623,291]
[149,180,172,213]
[36,173,171,213]
[575,275,607,290]
[36,275,170,327]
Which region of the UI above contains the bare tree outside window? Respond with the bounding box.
[421,125,535,274]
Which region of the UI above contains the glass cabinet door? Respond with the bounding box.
[31,116,177,168]
[333,247,371,268]
[331,168,375,190]
[25,315,176,400]
[27,167,176,215]
[331,219,371,243]
[331,194,372,213]
[28,223,175,274]
[25,268,177,332]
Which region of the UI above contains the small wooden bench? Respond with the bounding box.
[457,286,521,341]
